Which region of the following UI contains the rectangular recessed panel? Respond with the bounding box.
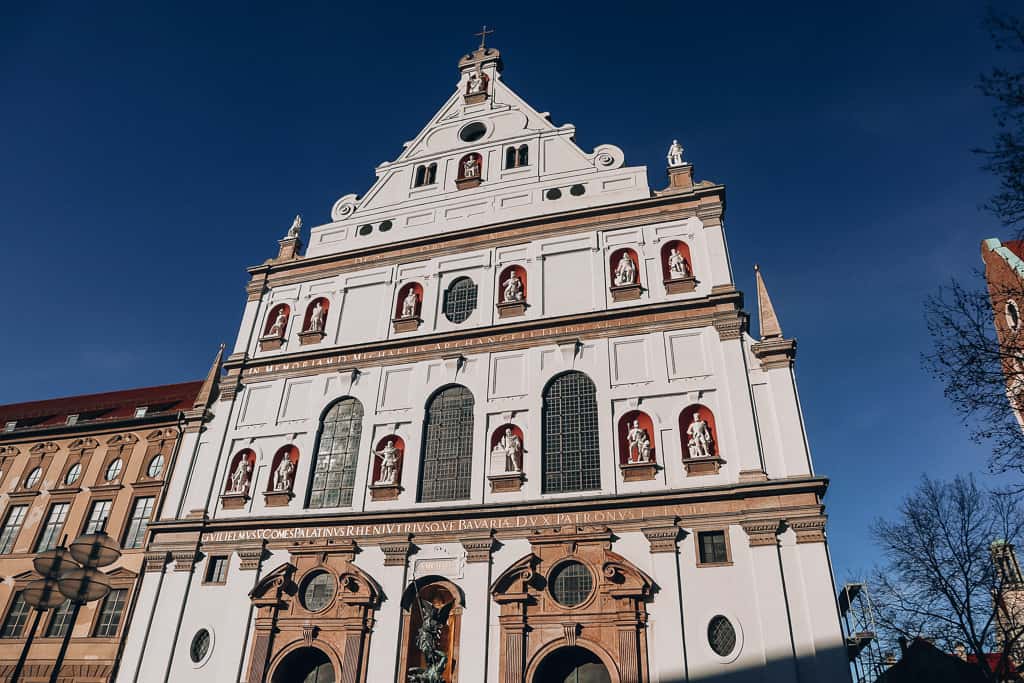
[339,283,386,345]
[666,331,708,378]
[280,379,313,421]
[543,251,592,316]
[238,384,274,426]
[490,353,526,398]
[406,212,434,227]
[499,193,533,209]
[381,367,413,410]
[602,176,636,191]
[611,338,650,384]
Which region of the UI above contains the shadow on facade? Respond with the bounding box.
[636,644,854,683]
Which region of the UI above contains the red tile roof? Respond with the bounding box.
[0,381,203,430]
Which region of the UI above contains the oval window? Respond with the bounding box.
[379,220,393,232]
[708,615,737,656]
[64,463,82,486]
[459,122,487,142]
[189,629,211,663]
[105,459,123,481]
[549,561,593,607]
[147,455,164,478]
[443,277,478,324]
[301,571,336,612]
[24,467,41,489]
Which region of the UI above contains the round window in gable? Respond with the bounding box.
[64,463,82,486]
[358,224,373,236]
[708,615,737,657]
[549,560,594,607]
[147,455,165,478]
[443,277,478,324]
[105,458,123,481]
[24,467,41,489]
[459,121,487,142]
[1007,300,1021,332]
[379,220,393,232]
[570,184,586,196]
[546,188,562,200]
[301,571,336,612]
[189,629,211,663]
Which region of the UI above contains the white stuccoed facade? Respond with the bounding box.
[115,43,850,683]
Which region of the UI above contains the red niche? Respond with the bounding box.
[489,424,524,451]
[457,153,484,180]
[267,445,299,492]
[371,435,405,484]
[660,240,693,280]
[678,405,719,459]
[395,283,424,319]
[609,248,641,287]
[498,265,528,303]
[466,71,489,95]
[617,411,656,465]
[302,298,330,332]
[226,449,256,494]
[263,304,291,337]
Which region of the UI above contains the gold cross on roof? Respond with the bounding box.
[475,25,495,50]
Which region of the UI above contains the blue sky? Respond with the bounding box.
[0,1,1016,581]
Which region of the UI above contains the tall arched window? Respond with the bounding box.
[419,386,475,502]
[414,165,427,187]
[542,372,601,493]
[505,146,517,169]
[517,144,528,167]
[308,397,364,508]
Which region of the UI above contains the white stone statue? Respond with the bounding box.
[502,271,524,303]
[306,301,325,332]
[287,214,302,239]
[401,289,419,318]
[668,249,691,278]
[373,440,401,485]
[613,252,637,286]
[229,459,252,494]
[274,457,294,491]
[667,139,685,168]
[463,155,480,179]
[268,309,287,337]
[626,420,651,463]
[467,72,486,95]
[686,413,714,458]
[492,427,523,472]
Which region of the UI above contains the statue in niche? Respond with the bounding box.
[667,139,685,168]
[306,301,326,332]
[229,458,252,494]
[466,71,486,95]
[613,252,637,286]
[686,413,715,458]
[401,289,419,319]
[502,271,524,303]
[626,420,651,463]
[268,309,287,337]
[408,599,454,683]
[462,155,480,179]
[373,440,401,486]
[273,456,294,492]
[668,248,691,278]
[492,427,523,472]
[287,214,302,239]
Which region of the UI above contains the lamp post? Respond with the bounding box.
[11,529,121,683]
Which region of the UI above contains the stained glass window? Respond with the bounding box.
[308,398,364,508]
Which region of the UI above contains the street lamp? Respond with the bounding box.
[11,528,121,683]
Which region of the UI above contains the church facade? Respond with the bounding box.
[111,43,850,683]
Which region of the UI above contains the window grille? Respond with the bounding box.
[46,599,74,637]
[35,503,70,553]
[550,561,593,607]
[698,530,729,565]
[83,500,112,535]
[0,505,27,554]
[708,615,737,656]
[122,497,154,549]
[1,593,29,638]
[419,386,475,502]
[308,398,364,508]
[542,372,601,493]
[93,589,127,637]
[443,277,477,324]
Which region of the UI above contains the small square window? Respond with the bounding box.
[3,422,16,433]
[134,406,148,418]
[65,414,79,425]
[204,555,229,584]
[697,530,730,566]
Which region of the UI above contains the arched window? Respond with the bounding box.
[414,165,426,187]
[517,144,529,167]
[419,386,474,502]
[505,146,517,169]
[426,162,437,185]
[308,398,364,508]
[542,372,601,493]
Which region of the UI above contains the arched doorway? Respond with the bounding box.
[533,646,611,683]
[271,647,335,683]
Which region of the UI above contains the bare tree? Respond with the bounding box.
[977,10,1024,231]
[923,274,1024,479]
[871,475,1024,681]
